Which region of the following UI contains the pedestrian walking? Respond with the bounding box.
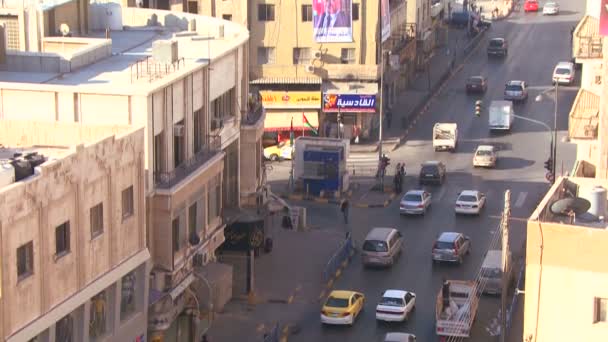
[340,198,350,224]
[442,278,450,312]
[201,334,209,342]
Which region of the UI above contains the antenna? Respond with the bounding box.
[550,197,591,223]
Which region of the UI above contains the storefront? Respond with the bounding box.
[321,82,378,143]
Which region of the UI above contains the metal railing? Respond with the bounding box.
[154,135,222,189]
[574,37,603,59]
[323,232,355,283]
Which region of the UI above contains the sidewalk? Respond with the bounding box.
[207,228,345,341]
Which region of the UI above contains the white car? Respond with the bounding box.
[543,1,559,15]
[376,289,416,322]
[455,190,486,215]
[473,145,497,168]
[552,61,575,85]
[384,333,417,342]
[399,190,432,215]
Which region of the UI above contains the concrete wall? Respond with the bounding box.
[407,0,431,34]
[581,59,603,95]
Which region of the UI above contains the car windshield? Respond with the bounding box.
[380,296,405,307]
[363,240,389,252]
[506,84,522,91]
[476,150,493,156]
[545,2,556,7]
[481,267,501,279]
[421,166,438,174]
[468,77,483,84]
[489,39,503,47]
[403,194,422,202]
[435,241,455,250]
[458,195,478,202]
[555,68,571,75]
[325,296,350,308]
[277,141,286,147]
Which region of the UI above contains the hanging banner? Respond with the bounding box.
[260,91,321,109]
[322,94,377,113]
[381,0,391,42]
[312,0,354,43]
[601,0,608,36]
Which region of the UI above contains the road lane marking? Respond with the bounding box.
[515,191,528,208]
[433,186,447,202]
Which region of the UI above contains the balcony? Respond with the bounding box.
[573,15,603,60]
[568,89,599,140]
[155,135,222,189]
[242,93,265,128]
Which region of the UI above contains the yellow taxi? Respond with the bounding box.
[320,290,365,326]
[263,140,294,161]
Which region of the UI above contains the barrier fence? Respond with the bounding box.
[323,232,355,283]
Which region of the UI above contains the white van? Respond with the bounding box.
[552,61,575,85]
[488,100,514,131]
[479,250,512,295]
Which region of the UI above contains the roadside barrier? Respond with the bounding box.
[323,232,355,284]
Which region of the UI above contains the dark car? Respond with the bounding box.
[432,232,471,265]
[419,161,446,185]
[466,76,487,94]
[450,11,472,28]
[487,38,508,57]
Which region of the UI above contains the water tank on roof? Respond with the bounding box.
[585,186,607,220]
[0,163,15,188]
[152,40,179,64]
[11,158,33,181]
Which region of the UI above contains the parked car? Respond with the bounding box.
[400,190,432,215]
[376,290,416,322]
[384,333,417,342]
[473,145,497,168]
[552,61,575,85]
[432,232,471,264]
[504,80,528,102]
[487,38,508,57]
[524,0,539,12]
[320,290,365,326]
[419,161,446,185]
[543,1,559,15]
[466,76,487,94]
[263,140,294,161]
[455,190,486,215]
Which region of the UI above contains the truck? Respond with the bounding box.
[488,100,514,131]
[435,280,479,338]
[433,123,458,152]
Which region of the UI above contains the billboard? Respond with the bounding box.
[313,0,353,43]
[601,0,608,36]
[381,0,391,42]
[322,94,377,113]
[260,91,322,109]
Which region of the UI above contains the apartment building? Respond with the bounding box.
[0,121,150,342]
[524,176,608,341]
[0,2,264,341]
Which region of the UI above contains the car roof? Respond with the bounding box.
[507,80,524,86]
[482,250,504,268]
[385,333,416,341]
[422,160,442,165]
[404,190,425,196]
[382,289,409,298]
[438,232,462,242]
[556,61,573,68]
[469,75,484,80]
[459,190,480,197]
[328,290,357,299]
[476,145,495,151]
[490,37,504,42]
[366,227,397,240]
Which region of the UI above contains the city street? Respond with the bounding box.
[275,1,583,341]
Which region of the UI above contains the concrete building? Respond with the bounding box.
[0,121,150,342]
[0,2,265,341]
[524,176,608,341]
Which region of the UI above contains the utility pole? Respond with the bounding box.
[500,190,511,342]
[377,0,385,189]
[552,81,558,182]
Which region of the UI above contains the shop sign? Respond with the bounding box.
[322,94,377,113]
[260,91,321,109]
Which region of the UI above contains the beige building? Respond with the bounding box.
[524,176,608,341]
[0,121,150,342]
[0,1,265,341]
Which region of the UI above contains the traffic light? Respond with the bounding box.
[475,100,482,117]
[544,158,553,172]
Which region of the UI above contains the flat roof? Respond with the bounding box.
[0,146,71,161]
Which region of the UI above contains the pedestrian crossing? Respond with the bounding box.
[346,153,379,177]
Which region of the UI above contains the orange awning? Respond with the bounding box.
[263,111,319,132]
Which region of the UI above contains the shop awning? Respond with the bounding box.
[322,81,378,95]
[250,77,322,85]
[263,111,319,132]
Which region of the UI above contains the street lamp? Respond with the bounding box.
[535,82,558,183]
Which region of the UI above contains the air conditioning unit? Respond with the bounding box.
[313,50,322,59]
[305,64,315,73]
[174,124,185,137]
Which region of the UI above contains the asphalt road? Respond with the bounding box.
[285,2,583,342]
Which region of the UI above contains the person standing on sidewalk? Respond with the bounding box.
[340,198,350,224]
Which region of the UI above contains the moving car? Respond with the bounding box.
[361,228,403,267]
[542,1,559,15]
[263,140,293,161]
[432,232,471,264]
[487,38,508,57]
[433,123,458,152]
[466,76,487,94]
[435,280,479,338]
[320,290,365,325]
[504,80,528,102]
[552,61,575,85]
[488,100,514,131]
[473,145,497,168]
[524,0,539,12]
[480,250,513,295]
[400,190,432,215]
[455,190,486,215]
[419,161,447,185]
[376,290,416,322]
[384,333,417,342]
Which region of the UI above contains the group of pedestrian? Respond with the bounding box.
[393,163,406,194]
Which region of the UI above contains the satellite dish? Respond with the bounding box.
[550,197,591,216]
[60,23,70,37]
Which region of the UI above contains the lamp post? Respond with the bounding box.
[535,82,559,183]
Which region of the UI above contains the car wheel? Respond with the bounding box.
[270,154,279,162]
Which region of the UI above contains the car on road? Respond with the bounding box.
[419,161,446,185]
[384,333,417,342]
[504,80,528,102]
[524,0,539,12]
[487,38,508,57]
[399,190,432,215]
[361,228,403,267]
[455,190,486,215]
[320,290,365,326]
[542,1,559,15]
[432,232,471,264]
[376,290,416,322]
[473,145,497,168]
[263,140,293,161]
[465,76,487,94]
[552,61,575,85]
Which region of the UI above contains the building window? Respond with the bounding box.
[56,314,74,342]
[595,297,608,323]
[258,4,275,21]
[90,203,104,239]
[17,241,33,279]
[596,75,602,85]
[352,3,360,20]
[211,88,236,130]
[172,217,182,253]
[198,197,206,234]
[55,221,70,257]
[208,175,221,224]
[293,48,311,65]
[188,202,197,237]
[222,14,232,21]
[257,47,276,65]
[122,186,134,219]
[120,271,136,321]
[154,133,164,177]
[174,120,185,167]
[193,108,203,153]
[302,4,313,21]
[341,48,356,64]
[89,291,107,339]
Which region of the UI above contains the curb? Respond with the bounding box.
[279,189,353,204]
[355,192,397,208]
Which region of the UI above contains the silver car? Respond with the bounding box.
[432,232,471,264]
[504,80,528,102]
[399,190,432,215]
